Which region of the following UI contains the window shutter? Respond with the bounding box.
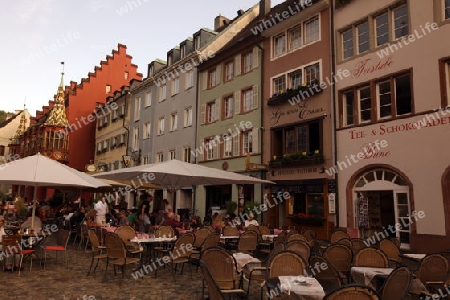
[232,133,240,156]
[234,91,241,115]
[215,98,220,121]
[235,54,241,76]
[202,72,208,90]
[200,104,206,125]
[216,65,221,85]
[253,47,259,69]
[252,85,259,110]
[252,127,259,153]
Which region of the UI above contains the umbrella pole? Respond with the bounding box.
[31,185,37,230]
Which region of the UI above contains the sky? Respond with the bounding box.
[0,0,285,117]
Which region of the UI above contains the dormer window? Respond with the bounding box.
[168,54,172,66]
[180,45,186,59]
[149,65,154,77]
[195,36,201,50]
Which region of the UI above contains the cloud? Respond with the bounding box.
[14,0,54,24]
[89,0,111,12]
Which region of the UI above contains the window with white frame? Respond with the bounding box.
[243,51,253,73]
[305,63,320,85]
[168,149,176,160]
[170,113,178,131]
[156,152,163,162]
[243,89,253,112]
[158,117,165,135]
[145,91,152,107]
[288,26,302,50]
[143,122,151,139]
[205,137,217,160]
[132,126,139,150]
[184,107,193,127]
[343,90,355,126]
[172,77,180,96]
[225,60,234,82]
[112,108,118,121]
[223,95,233,119]
[273,75,286,93]
[208,68,217,88]
[393,5,408,39]
[304,16,319,44]
[243,131,253,154]
[342,28,354,59]
[186,71,194,89]
[446,0,450,19]
[359,86,372,122]
[223,136,232,157]
[273,33,286,57]
[207,101,216,123]
[375,12,389,46]
[134,97,141,121]
[159,85,167,101]
[183,147,191,163]
[357,21,369,54]
[289,71,302,89]
[142,155,149,165]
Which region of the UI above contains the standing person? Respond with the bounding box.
[140,193,152,231]
[94,196,108,225]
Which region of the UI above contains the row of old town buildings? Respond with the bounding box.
[1,0,449,253]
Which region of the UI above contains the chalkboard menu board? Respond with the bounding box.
[327,179,336,193]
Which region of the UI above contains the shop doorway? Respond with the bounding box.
[354,169,411,249]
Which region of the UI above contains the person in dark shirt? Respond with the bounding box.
[203,209,213,225]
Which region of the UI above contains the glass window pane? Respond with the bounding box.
[376,12,389,46]
[307,194,324,216]
[309,122,320,153]
[378,81,392,118]
[395,73,412,115]
[305,63,320,85]
[394,5,408,39]
[359,87,371,122]
[304,16,319,44]
[357,21,369,53]
[297,126,307,153]
[342,29,354,59]
[289,26,302,50]
[285,128,296,154]
[344,91,354,125]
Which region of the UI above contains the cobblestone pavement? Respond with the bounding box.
[0,237,264,300]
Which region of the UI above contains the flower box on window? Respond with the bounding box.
[269,151,324,168]
[267,80,323,106]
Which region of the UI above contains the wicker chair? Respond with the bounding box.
[354,248,389,268]
[273,231,287,247]
[303,229,316,248]
[413,254,449,294]
[287,233,308,243]
[200,261,245,300]
[103,232,140,279]
[259,225,271,235]
[379,266,412,300]
[286,240,311,263]
[351,238,368,256]
[203,225,215,233]
[155,225,175,238]
[223,226,240,236]
[190,232,221,266]
[323,284,379,300]
[336,238,353,249]
[200,246,240,299]
[155,232,195,277]
[236,230,258,254]
[285,229,299,240]
[192,228,210,250]
[309,255,342,293]
[246,225,259,234]
[86,229,107,276]
[330,230,350,244]
[323,244,353,283]
[379,239,402,268]
[114,225,143,260]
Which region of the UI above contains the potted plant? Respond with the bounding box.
[225,200,238,215]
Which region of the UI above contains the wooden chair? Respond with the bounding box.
[351,238,368,256]
[309,255,342,293]
[157,232,194,277]
[354,247,389,268]
[323,244,353,283]
[285,229,299,240]
[236,230,258,255]
[78,223,90,250]
[303,229,316,248]
[286,240,310,263]
[259,225,271,235]
[223,225,240,236]
[200,261,245,300]
[2,234,35,276]
[379,266,412,300]
[287,233,308,243]
[114,225,143,260]
[323,284,379,300]
[336,238,353,249]
[379,239,402,268]
[273,231,287,248]
[86,229,107,276]
[203,225,215,233]
[103,232,140,279]
[42,229,70,270]
[330,230,350,244]
[413,254,449,294]
[192,228,210,250]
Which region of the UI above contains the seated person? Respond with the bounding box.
[190,216,202,231]
[0,216,21,271]
[127,209,140,229]
[70,207,86,228]
[211,214,225,232]
[161,212,182,229]
[244,212,259,228]
[21,210,43,232]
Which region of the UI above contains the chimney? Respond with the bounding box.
[214,15,230,32]
[259,0,271,18]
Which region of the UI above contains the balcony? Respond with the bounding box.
[267,81,323,106]
[269,151,324,168]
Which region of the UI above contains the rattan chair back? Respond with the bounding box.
[259,225,271,235]
[287,233,308,243]
[223,226,240,237]
[309,255,342,288]
[104,232,126,259]
[173,233,195,258]
[323,284,379,300]
[155,225,175,238]
[286,229,299,239]
[304,229,316,241]
[351,238,368,255]
[380,239,401,264]
[202,232,220,250]
[273,231,287,247]
[323,244,353,274]
[246,225,259,234]
[380,267,412,300]
[200,261,226,300]
[203,225,215,233]
[193,228,210,248]
[237,230,258,253]
[88,229,101,251]
[354,248,389,268]
[286,240,311,262]
[330,230,350,244]
[200,246,238,290]
[115,225,135,244]
[267,250,307,278]
[417,253,449,284]
[337,238,353,248]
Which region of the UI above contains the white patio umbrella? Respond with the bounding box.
[92,159,274,190]
[0,152,110,228]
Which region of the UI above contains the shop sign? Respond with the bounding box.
[351,56,393,78]
[269,99,325,125]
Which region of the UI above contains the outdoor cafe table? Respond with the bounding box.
[232,252,260,272]
[265,276,325,300]
[399,253,426,271]
[130,236,177,265]
[351,267,394,290]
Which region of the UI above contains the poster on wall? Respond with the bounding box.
[356,196,369,228]
[328,193,335,214]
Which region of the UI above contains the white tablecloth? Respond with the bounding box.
[351,267,393,289]
[233,252,260,272]
[402,253,426,260]
[277,276,325,300]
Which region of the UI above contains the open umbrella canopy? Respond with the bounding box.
[0,152,111,188]
[92,159,274,190]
